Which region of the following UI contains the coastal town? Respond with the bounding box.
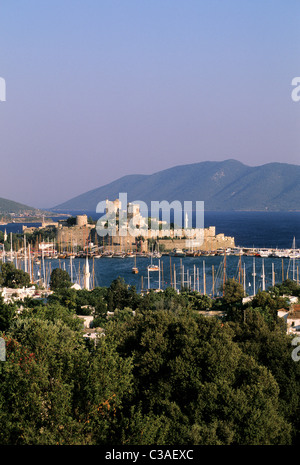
[0,199,299,339]
[1,0,300,449]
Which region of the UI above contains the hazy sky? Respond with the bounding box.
[0,1,299,208]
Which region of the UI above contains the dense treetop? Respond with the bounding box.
[0,273,299,445]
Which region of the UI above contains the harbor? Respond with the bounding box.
[0,208,299,297]
[0,243,299,297]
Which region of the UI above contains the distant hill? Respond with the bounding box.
[53,159,300,212]
[0,197,44,215]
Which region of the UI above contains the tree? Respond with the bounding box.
[0,318,90,444]
[223,278,245,305]
[108,310,292,444]
[272,279,300,297]
[230,308,300,443]
[185,291,213,311]
[0,262,30,288]
[49,268,71,291]
[0,333,49,444]
[106,277,141,312]
[0,294,17,331]
[0,316,134,445]
[19,301,84,332]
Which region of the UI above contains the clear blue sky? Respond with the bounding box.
[0,0,299,208]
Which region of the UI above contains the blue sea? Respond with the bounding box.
[1,211,299,294]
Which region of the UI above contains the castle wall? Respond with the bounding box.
[56,224,94,250]
[157,234,235,252]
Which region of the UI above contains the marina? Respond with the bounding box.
[1,243,299,297]
[1,210,299,297]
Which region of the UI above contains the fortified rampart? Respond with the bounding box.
[56,222,95,251]
[54,209,235,253]
[156,234,235,252]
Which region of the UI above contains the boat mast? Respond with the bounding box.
[292,236,296,281]
[222,250,227,296]
[10,232,13,262]
[203,260,206,295]
[28,243,32,283]
[174,264,176,291]
[252,256,256,296]
[24,235,27,273]
[70,255,73,283]
[262,259,265,291]
[158,259,161,290]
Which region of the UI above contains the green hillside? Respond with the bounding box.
[0,197,41,215]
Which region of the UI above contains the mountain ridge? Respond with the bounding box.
[52,159,300,212]
[0,197,45,215]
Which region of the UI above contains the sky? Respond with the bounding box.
[0,0,299,208]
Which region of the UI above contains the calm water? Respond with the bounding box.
[203,211,300,249]
[11,253,299,297]
[1,211,300,293]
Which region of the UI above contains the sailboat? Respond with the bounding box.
[147,254,159,272]
[147,244,160,271]
[132,254,139,274]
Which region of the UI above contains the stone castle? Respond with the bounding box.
[55,200,235,253]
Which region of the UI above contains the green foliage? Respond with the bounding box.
[0,294,17,331]
[223,278,245,305]
[0,276,299,445]
[0,262,31,288]
[251,289,289,313]
[106,277,141,312]
[49,268,71,291]
[0,318,133,445]
[109,310,291,444]
[183,291,213,311]
[19,302,84,332]
[66,217,76,226]
[271,279,300,297]
[230,309,300,442]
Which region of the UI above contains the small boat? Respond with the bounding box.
[113,253,126,258]
[148,264,159,272]
[169,248,186,257]
[258,249,270,258]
